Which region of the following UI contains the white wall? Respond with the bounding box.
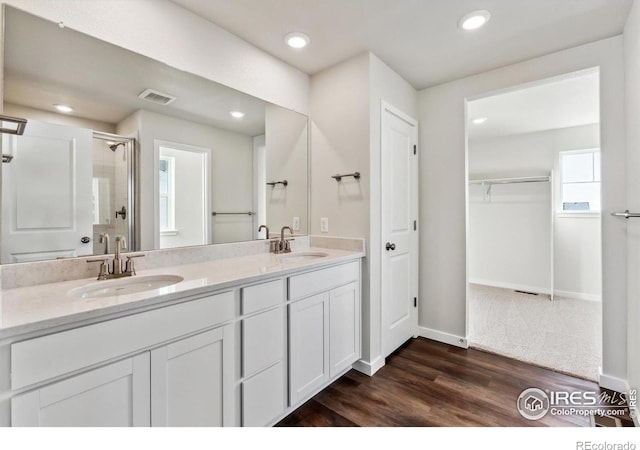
[310,52,417,372]
[310,53,371,238]
[118,110,254,250]
[2,0,309,114]
[469,182,552,294]
[253,135,266,238]
[469,125,602,300]
[3,102,115,133]
[310,52,372,364]
[418,36,627,381]
[624,0,640,412]
[264,104,308,234]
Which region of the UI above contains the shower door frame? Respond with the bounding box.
[93,131,137,253]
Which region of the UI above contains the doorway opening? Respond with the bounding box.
[465,68,602,380]
[154,140,211,249]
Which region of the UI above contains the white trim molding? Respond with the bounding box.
[469,279,551,296]
[553,289,601,302]
[598,368,628,393]
[418,327,468,349]
[352,356,385,376]
[470,279,601,302]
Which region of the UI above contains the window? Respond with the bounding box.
[560,149,601,212]
[159,155,176,232]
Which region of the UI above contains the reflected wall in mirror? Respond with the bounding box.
[1,6,309,263]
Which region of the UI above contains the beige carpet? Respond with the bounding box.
[468,284,602,381]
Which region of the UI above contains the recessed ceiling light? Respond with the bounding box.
[285,32,310,49]
[472,117,488,124]
[458,10,491,31]
[54,104,74,113]
[230,111,245,119]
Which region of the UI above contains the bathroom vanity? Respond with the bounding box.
[0,246,363,427]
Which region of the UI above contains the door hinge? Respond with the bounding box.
[414,297,417,308]
[413,220,417,231]
[413,145,417,155]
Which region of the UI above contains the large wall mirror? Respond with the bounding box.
[0,6,309,264]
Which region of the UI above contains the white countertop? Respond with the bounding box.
[0,248,364,339]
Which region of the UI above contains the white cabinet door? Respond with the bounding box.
[12,353,150,427]
[329,282,360,378]
[289,292,330,405]
[151,325,234,427]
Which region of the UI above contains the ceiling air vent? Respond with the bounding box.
[138,89,176,106]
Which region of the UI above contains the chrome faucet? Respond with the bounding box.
[87,235,144,280]
[277,226,294,254]
[113,236,127,275]
[258,224,269,239]
[99,232,110,254]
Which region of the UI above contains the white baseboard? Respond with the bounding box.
[418,327,468,349]
[469,279,551,295]
[352,356,384,376]
[553,289,601,302]
[470,279,602,302]
[598,368,628,393]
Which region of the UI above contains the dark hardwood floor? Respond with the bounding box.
[277,338,631,427]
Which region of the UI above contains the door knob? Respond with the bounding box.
[80,236,91,244]
[385,242,396,251]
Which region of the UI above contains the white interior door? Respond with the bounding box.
[381,102,419,358]
[1,120,93,263]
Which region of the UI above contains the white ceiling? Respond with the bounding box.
[467,68,600,140]
[171,0,632,89]
[4,7,267,136]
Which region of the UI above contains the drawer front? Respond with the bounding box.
[242,307,284,378]
[288,261,359,301]
[241,279,284,315]
[242,362,285,427]
[11,291,235,390]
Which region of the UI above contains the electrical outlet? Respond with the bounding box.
[292,217,300,231]
[320,217,329,233]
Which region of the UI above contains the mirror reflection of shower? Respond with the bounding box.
[92,134,134,255]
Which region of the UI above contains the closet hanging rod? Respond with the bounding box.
[212,211,255,216]
[469,176,550,186]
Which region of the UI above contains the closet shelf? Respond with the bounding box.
[469,176,550,186]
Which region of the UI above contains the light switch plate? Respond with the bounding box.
[320,217,329,233]
[292,217,300,231]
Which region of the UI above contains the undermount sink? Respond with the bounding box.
[277,251,329,263]
[69,274,184,299]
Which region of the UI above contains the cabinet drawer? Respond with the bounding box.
[242,307,284,378]
[11,291,235,390]
[242,362,285,427]
[241,279,284,315]
[288,261,359,301]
